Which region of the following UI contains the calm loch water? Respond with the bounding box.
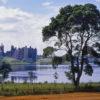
[6,65,100,83]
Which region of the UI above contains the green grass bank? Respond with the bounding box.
[0,83,100,96]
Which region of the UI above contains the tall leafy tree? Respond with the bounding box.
[42,4,100,88]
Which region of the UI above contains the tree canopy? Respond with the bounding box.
[42,4,100,88]
[43,46,55,57]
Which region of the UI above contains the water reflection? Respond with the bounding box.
[6,65,100,83]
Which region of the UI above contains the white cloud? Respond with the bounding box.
[96,0,100,2]
[42,2,53,6]
[42,2,60,15]
[46,5,60,14]
[0,0,8,4]
[0,6,50,54]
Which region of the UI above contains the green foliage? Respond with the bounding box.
[42,26,56,41]
[52,56,63,68]
[91,48,100,58]
[54,72,58,80]
[0,83,99,96]
[94,42,100,51]
[84,64,93,76]
[1,57,29,65]
[43,47,55,57]
[42,4,100,42]
[82,46,88,56]
[0,83,74,96]
[0,62,12,79]
[73,67,79,73]
[42,3,100,88]
[65,71,73,80]
[65,53,71,61]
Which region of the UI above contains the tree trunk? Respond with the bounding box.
[74,76,81,90]
[69,48,83,90]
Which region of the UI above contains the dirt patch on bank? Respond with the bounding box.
[0,93,100,100]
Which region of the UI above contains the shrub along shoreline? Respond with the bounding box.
[0,83,100,96]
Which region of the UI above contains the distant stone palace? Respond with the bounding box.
[0,44,37,63]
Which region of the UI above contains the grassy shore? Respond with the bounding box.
[0,83,100,96]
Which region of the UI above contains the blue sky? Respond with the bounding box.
[0,0,99,54]
[1,0,99,13]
